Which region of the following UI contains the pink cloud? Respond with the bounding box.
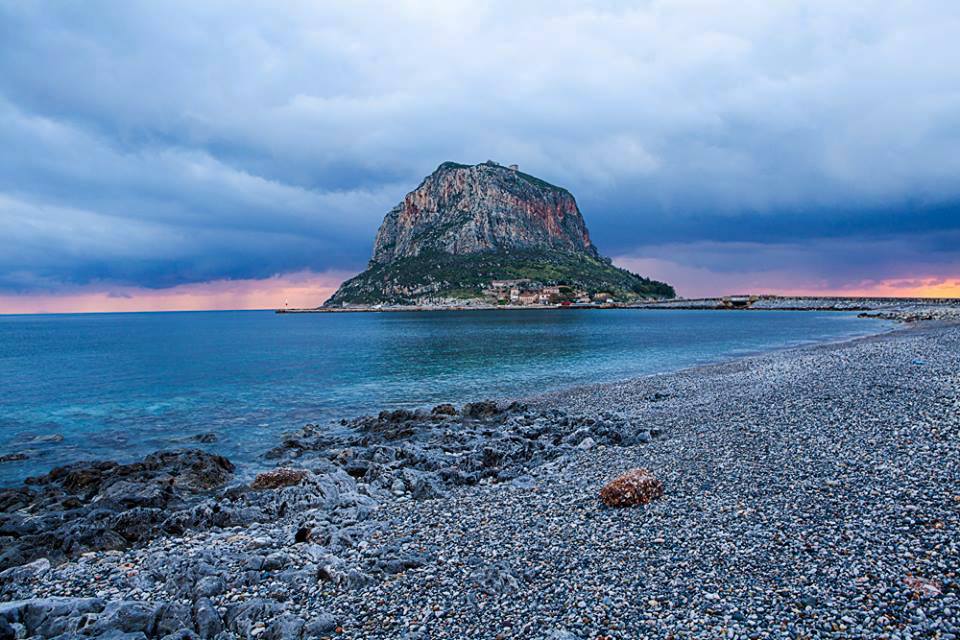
[793,277,960,298]
[614,257,808,298]
[0,270,351,315]
[615,257,960,299]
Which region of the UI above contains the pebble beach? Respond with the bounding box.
[2,318,958,639]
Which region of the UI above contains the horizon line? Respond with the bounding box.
[2,292,959,317]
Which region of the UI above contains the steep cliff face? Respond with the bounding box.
[371,161,599,263]
[325,161,674,306]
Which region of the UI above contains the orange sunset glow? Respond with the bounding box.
[778,278,960,299]
[0,271,351,315]
[1,270,957,315]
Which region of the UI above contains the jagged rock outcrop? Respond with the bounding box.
[0,450,236,570]
[326,161,674,306]
[371,161,599,263]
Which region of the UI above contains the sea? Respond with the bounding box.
[0,309,891,485]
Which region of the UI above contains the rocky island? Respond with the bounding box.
[322,161,674,309]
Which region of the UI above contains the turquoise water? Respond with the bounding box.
[0,309,889,484]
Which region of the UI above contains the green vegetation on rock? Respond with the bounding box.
[325,249,675,306]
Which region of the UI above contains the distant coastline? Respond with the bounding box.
[279,294,960,322]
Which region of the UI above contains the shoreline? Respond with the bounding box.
[527,317,920,406]
[0,317,927,502]
[2,319,959,638]
[0,311,896,487]
[279,295,960,318]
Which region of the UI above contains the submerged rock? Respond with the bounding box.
[25,449,234,494]
[30,434,64,444]
[431,403,457,416]
[462,401,501,419]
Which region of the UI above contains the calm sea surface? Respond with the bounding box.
[0,309,890,484]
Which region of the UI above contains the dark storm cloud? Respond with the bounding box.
[1,1,959,293]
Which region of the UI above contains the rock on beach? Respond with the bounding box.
[598,468,664,507]
[250,468,308,491]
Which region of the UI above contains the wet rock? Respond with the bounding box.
[462,401,500,419]
[362,414,416,440]
[431,403,458,416]
[599,468,664,507]
[251,468,308,491]
[140,450,235,491]
[0,453,28,464]
[0,450,234,570]
[378,409,417,423]
[98,479,173,508]
[30,434,64,444]
[29,449,233,494]
[0,487,33,511]
[24,449,233,495]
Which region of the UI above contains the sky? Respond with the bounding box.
[2,0,960,313]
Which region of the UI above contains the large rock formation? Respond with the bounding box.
[371,161,599,264]
[326,161,674,306]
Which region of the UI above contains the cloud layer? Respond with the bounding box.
[1,1,959,302]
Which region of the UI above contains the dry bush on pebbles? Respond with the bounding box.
[250,467,308,490]
[599,468,664,507]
